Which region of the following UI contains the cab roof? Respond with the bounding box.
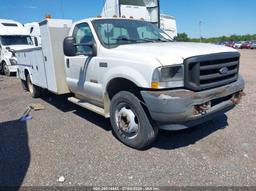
[0,19,29,36]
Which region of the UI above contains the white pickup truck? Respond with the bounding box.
[16,18,245,149]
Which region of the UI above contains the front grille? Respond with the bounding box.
[184,52,240,91]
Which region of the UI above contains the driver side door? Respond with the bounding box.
[65,22,100,102]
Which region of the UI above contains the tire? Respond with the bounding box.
[0,63,3,75]
[26,75,41,98]
[110,91,158,149]
[3,62,10,76]
[21,79,28,91]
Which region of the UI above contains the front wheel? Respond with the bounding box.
[110,91,158,149]
[0,63,3,74]
[26,75,41,98]
[3,62,10,76]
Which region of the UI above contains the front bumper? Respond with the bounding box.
[141,76,245,130]
[7,65,18,73]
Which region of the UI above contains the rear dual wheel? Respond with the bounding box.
[21,79,28,91]
[110,91,158,150]
[26,75,41,98]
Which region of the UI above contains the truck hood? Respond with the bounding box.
[114,42,238,66]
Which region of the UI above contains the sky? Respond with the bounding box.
[0,0,255,38]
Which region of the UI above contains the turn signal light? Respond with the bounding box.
[151,82,159,89]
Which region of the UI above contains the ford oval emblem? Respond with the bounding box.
[219,67,229,75]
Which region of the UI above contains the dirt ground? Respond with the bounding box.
[0,50,255,187]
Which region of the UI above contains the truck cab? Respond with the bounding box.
[101,0,177,39]
[0,19,34,76]
[24,22,42,46]
[16,18,245,149]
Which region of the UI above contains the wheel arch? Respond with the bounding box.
[24,67,33,82]
[103,76,151,118]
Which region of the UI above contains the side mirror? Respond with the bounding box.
[78,41,97,57]
[64,36,97,57]
[34,37,39,47]
[63,36,77,57]
[6,47,16,57]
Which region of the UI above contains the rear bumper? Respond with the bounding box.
[141,75,245,130]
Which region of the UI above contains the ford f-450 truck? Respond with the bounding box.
[16,18,245,149]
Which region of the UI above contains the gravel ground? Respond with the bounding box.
[0,50,255,187]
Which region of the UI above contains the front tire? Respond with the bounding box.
[0,62,3,74]
[110,91,158,149]
[3,62,10,76]
[26,75,41,98]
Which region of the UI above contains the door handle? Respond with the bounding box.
[66,59,70,68]
[99,62,108,68]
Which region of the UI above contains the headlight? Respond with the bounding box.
[152,65,184,89]
[9,58,17,65]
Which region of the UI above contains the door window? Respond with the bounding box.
[72,23,94,54]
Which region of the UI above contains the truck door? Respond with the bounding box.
[65,23,102,103]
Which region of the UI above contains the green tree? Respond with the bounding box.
[173,33,256,43]
[174,33,190,42]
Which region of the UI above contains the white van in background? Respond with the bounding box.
[0,19,34,76]
[25,22,41,46]
[101,0,177,39]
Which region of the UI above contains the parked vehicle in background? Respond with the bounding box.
[24,22,41,46]
[225,41,235,48]
[241,41,252,49]
[233,41,243,49]
[101,0,177,39]
[160,14,177,39]
[251,41,256,49]
[215,42,226,46]
[16,18,245,149]
[0,19,34,76]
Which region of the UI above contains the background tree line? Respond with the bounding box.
[174,33,256,43]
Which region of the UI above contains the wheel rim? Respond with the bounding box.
[27,77,34,95]
[115,103,139,139]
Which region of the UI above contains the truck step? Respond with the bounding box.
[68,97,106,117]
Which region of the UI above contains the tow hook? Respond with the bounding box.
[194,101,211,115]
[231,91,246,105]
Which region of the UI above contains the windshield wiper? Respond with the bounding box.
[111,37,172,44]
[111,37,154,43]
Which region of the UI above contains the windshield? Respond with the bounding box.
[0,35,33,46]
[120,0,145,6]
[92,19,171,48]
